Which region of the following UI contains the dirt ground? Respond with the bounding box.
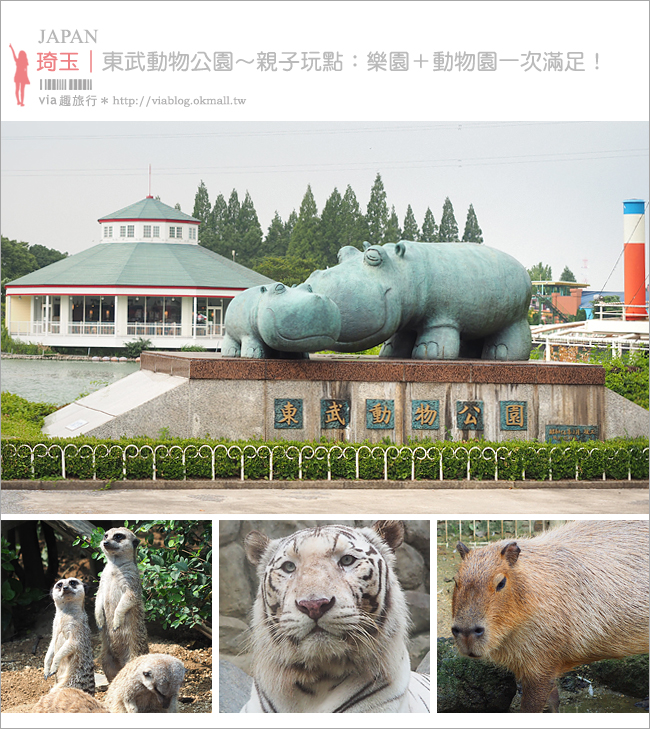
[1,521,212,713]
[436,544,457,638]
[0,632,212,713]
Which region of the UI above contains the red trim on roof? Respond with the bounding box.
[98,218,200,225]
[6,285,247,293]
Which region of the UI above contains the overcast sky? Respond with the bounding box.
[1,120,648,291]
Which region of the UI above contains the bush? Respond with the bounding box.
[590,349,649,409]
[124,337,153,358]
[73,520,211,634]
[1,392,60,439]
[2,436,647,482]
[1,325,52,355]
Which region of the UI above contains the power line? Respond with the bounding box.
[0,121,595,143]
[2,149,647,178]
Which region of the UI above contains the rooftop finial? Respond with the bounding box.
[146,164,153,198]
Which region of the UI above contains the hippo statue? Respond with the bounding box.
[304,241,532,360]
[222,282,341,358]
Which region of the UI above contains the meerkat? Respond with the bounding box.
[33,687,108,713]
[104,653,185,713]
[94,526,148,682]
[43,577,95,696]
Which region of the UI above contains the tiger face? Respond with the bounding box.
[244,521,407,670]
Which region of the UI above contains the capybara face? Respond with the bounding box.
[451,540,522,658]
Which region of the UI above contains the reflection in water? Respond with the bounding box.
[1,359,140,405]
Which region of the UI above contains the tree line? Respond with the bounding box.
[192,173,485,284]
[1,237,68,300]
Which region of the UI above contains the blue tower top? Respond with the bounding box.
[623,199,645,215]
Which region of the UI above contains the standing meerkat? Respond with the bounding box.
[43,577,95,696]
[104,653,186,713]
[33,687,108,713]
[95,526,148,682]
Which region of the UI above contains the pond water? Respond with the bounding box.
[1,358,140,406]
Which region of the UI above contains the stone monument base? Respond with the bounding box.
[43,352,647,442]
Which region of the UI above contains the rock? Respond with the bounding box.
[219,616,250,655]
[219,542,253,620]
[404,520,430,556]
[219,658,252,713]
[582,654,650,698]
[219,520,242,547]
[437,638,517,713]
[405,590,430,634]
[416,650,430,675]
[409,632,430,670]
[394,542,425,590]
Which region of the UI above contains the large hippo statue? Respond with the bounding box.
[304,241,532,360]
[222,282,341,358]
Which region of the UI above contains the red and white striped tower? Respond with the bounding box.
[623,199,647,320]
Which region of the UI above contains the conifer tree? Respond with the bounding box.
[193,181,216,251]
[224,190,241,261]
[341,185,369,249]
[384,206,401,243]
[527,262,553,281]
[263,212,288,258]
[320,187,345,266]
[237,191,263,266]
[208,193,228,256]
[420,207,438,242]
[287,185,320,261]
[560,266,577,282]
[284,210,298,245]
[192,181,211,223]
[438,197,459,242]
[461,203,484,244]
[402,204,419,240]
[366,173,389,245]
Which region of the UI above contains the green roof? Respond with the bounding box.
[99,198,200,223]
[7,242,273,289]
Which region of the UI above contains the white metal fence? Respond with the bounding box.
[436,519,570,547]
[3,443,645,483]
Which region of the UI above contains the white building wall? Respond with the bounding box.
[116,296,129,337]
[60,295,70,334]
[181,297,194,337]
[102,221,199,244]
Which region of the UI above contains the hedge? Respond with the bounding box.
[1,437,647,482]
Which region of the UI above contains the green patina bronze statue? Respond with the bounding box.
[221,281,341,358]
[223,241,532,360]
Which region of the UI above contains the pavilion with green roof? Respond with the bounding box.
[5,196,272,351]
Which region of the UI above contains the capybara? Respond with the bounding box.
[451,520,649,712]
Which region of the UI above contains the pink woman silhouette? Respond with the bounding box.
[10,44,29,106]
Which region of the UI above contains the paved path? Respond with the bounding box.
[2,484,647,515]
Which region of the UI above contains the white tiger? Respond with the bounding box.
[241,520,430,713]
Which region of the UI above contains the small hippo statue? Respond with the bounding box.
[222,282,341,358]
[305,241,532,360]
